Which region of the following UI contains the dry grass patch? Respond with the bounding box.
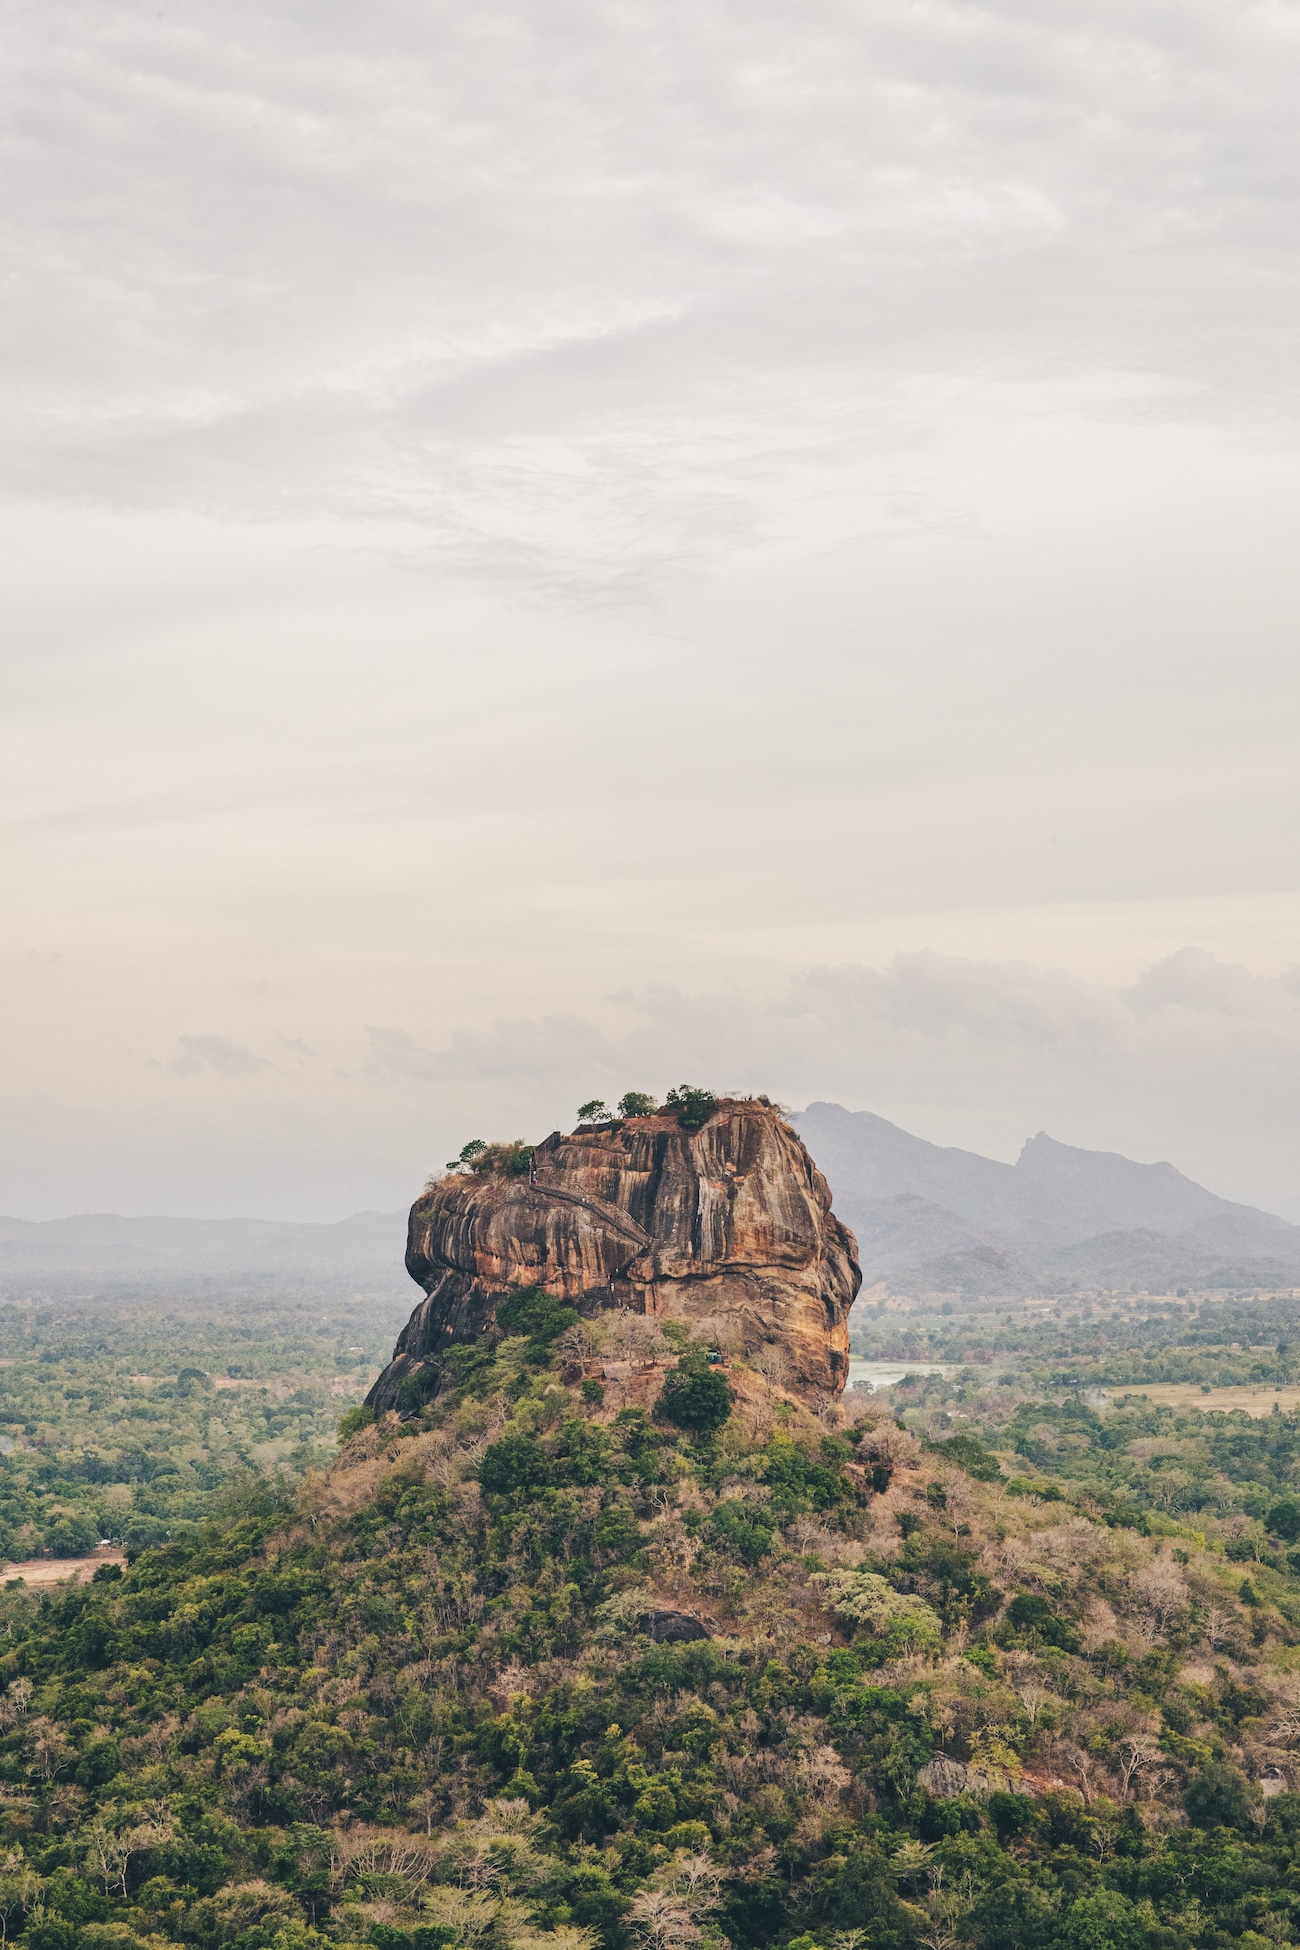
[1114,1382,1300,1415]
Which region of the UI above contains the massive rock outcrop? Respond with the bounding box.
[368,1098,860,1414]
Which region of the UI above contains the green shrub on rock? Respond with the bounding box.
[664,1084,716,1131]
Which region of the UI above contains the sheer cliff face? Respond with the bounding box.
[368,1100,860,1413]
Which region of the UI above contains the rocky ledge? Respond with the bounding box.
[368,1097,860,1414]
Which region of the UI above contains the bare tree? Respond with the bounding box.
[1059,1743,1101,1806]
[23,1720,72,1783]
[330,1825,442,1892]
[748,1344,792,1389]
[670,1854,726,1902]
[82,1817,132,1899]
[1016,1682,1055,1726]
[626,1847,728,1950]
[795,1744,852,1804]
[1118,1735,1169,1801]
[1268,1712,1300,1750]
[0,1852,42,1944]
[915,1863,975,1950]
[0,1682,32,1730]
[1203,1607,1235,1651]
[627,1890,701,1950]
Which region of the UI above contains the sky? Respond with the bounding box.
[5,0,1300,1222]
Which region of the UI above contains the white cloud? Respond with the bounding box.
[343,948,1300,1219]
[276,1034,319,1060]
[170,1035,268,1078]
[6,946,1300,1219]
[4,0,1300,589]
[367,1016,611,1084]
[4,3,1300,1218]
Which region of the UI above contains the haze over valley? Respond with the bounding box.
[6,1103,1296,1305]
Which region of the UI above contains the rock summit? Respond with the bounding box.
[369,1097,860,1413]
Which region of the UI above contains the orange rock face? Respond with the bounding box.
[368,1099,860,1413]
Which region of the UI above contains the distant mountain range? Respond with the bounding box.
[4,1106,1297,1300]
[0,1210,409,1292]
[792,1102,1300,1297]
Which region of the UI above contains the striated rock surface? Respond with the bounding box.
[368,1098,859,1414]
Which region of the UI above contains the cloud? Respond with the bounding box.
[10,947,1300,1219]
[380,947,1300,1103]
[366,1015,612,1083]
[363,949,1300,1215]
[5,3,1300,1222]
[169,1035,268,1078]
[5,0,1300,598]
[1123,947,1300,1024]
[276,1034,319,1060]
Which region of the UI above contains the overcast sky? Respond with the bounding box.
[5,0,1300,1221]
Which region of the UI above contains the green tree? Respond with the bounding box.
[1268,1494,1300,1541]
[657,1348,731,1432]
[617,1092,657,1117]
[577,1099,610,1123]
[480,1432,550,1495]
[708,1499,773,1564]
[664,1084,716,1131]
[22,1922,75,1950]
[336,1403,375,1443]
[1007,1591,1081,1652]
[453,1140,534,1178]
[1054,1889,1152,1950]
[1184,1761,1260,1830]
[494,1286,579,1352]
[810,1568,942,1656]
[45,1512,99,1557]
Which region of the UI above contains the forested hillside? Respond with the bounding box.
[1,1299,1300,1950]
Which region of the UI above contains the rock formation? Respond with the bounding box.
[368,1098,860,1414]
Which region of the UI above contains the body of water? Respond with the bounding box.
[848,1358,962,1392]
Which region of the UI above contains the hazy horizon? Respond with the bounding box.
[4,1081,1300,1232]
[6,3,1300,1222]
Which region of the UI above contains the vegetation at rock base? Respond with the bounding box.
[655,1347,732,1436]
[3,1281,1300,1950]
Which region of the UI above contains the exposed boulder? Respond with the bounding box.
[916,1754,970,1798]
[635,1608,710,1644]
[368,1097,859,1413]
[917,1754,1021,1799]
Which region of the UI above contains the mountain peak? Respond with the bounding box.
[794,1102,1298,1296]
